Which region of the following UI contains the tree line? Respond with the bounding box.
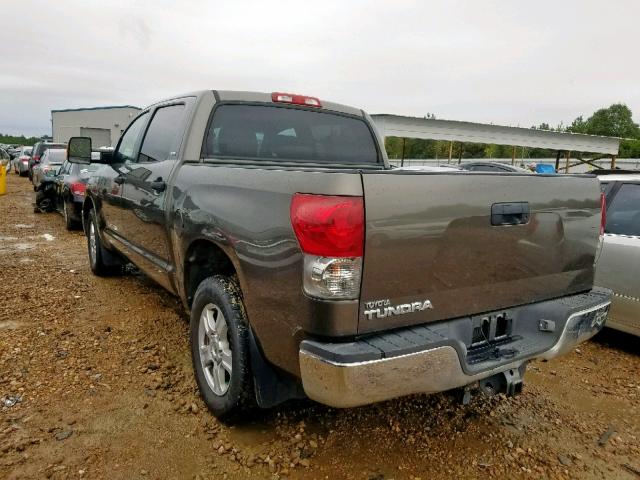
[385,103,640,160]
[0,134,43,146]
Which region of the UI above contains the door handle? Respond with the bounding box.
[150,178,166,193]
[114,175,125,185]
[491,202,530,226]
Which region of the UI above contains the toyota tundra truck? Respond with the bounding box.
[66,90,611,420]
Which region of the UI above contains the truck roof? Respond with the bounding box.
[148,90,364,117]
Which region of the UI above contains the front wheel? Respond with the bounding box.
[87,209,125,276]
[190,275,257,422]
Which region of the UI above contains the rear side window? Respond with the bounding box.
[606,183,640,236]
[204,104,378,164]
[139,104,186,163]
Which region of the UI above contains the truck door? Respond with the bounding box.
[117,101,191,291]
[98,111,149,238]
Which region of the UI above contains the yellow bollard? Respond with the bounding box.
[0,162,6,196]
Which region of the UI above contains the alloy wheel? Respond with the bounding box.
[198,303,232,396]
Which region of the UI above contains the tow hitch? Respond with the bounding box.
[459,364,526,405]
[479,365,526,397]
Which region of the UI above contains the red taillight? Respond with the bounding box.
[33,155,40,162]
[600,192,606,236]
[290,194,364,257]
[272,92,322,108]
[21,159,28,164]
[71,182,86,196]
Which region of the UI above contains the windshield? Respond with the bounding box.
[204,104,379,165]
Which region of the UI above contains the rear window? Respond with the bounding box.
[43,143,66,151]
[45,149,66,163]
[203,104,378,165]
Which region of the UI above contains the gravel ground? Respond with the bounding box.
[1,173,639,480]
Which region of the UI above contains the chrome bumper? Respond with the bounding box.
[299,300,610,408]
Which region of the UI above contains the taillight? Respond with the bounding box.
[291,193,364,299]
[71,182,86,196]
[595,192,607,265]
[600,192,606,236]
[272,92,322,108]
[33,155,40,162]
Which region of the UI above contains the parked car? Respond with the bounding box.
[460,161,532,173]
[29,141,66,180]
[31,148,65,189]
[52,155,103,229]
[595,171,640,336]
[13,146,32,176]
[66,90,610,420]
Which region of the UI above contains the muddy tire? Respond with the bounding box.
[63,200,81,230]
[35,190,53,213]
[87,209,125,276]
[190,275,257,422]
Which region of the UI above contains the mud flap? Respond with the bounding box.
[248,328,306,408]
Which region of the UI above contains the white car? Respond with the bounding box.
[595,171,640,336]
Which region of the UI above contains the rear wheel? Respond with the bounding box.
[87,209,125,276]
[190,275,256,422]
[63,200,81,230]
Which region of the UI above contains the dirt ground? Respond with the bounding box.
[1,172,639,480]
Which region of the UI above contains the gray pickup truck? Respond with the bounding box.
[66,90,611,420]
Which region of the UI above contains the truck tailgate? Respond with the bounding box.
[359,171,602,334]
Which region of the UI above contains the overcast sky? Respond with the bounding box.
[1,0,638,136]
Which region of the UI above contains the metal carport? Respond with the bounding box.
[371,114,621,171]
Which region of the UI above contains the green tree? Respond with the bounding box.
[0,134,42,146]
[571,104,640,139]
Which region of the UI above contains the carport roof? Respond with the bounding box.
[51,105,141,113]
[371,114,620,155]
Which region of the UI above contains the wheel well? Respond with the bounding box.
[184,240,236,307]
[82,198,94,235]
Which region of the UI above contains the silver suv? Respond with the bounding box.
[596,171,640,336]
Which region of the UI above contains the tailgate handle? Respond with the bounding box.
[491,202,530,226]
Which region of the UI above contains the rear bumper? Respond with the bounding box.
[299,288,611,408]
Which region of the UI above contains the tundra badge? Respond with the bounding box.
[364,299,433,320]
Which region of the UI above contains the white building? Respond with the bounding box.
[51,105,141,147]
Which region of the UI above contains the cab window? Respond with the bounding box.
[606,183,640,236]
[138,104,187,163]
[114,112,149,163]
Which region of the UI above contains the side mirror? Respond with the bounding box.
[68,137,92,164]
[97,149,114,164]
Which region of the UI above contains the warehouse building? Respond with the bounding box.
[51,105,141,147]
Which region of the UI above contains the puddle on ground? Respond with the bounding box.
[41,234,55,241]
[0,320,23,330]
[13,243,36,250]
[0,236,18,241]
[14,224,34,229]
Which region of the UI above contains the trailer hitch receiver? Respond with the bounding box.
[479,364,525,397]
